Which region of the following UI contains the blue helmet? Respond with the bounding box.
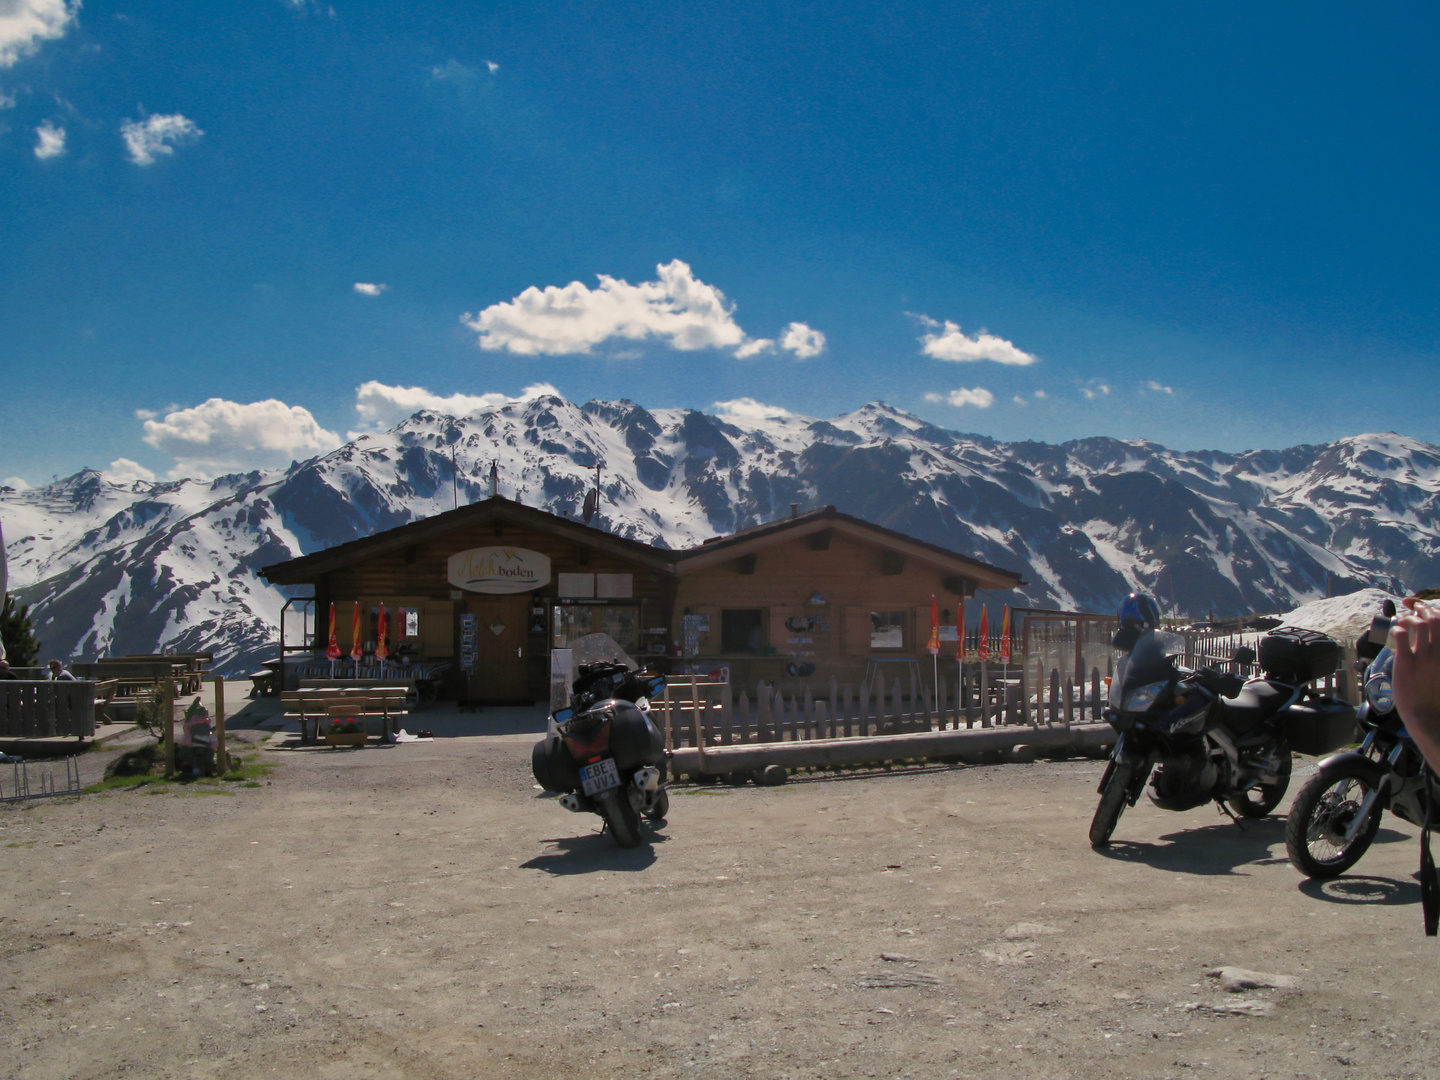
[1118,593,1161,631]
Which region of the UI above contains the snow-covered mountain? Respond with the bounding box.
[4,397,1438,675]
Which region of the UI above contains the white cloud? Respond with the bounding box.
[105,458,155,484]
[713,397,794,421]
[924,387,995,409]
[2,475,30,490]
[0,91,17,109]
[1034,389,1047,399]
[0,0,78,68]
[916,316,1038,366]
[353,282,388,296]
[430,59,476,84]
[32,119,64,158]
[1012,395,1027,406]
[779,321,825,359]
[464,260,782,358]
[486,60,499,73]
[141,398,341,479]
[350,380,560,436]
[1145,380,1174,395]
[121,113,203,166]
[1080,383,1111,401]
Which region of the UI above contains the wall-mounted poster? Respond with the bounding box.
[447,547,552,594]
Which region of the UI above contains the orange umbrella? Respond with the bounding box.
[977,606,990,662]
[326,602,341,660]
[925,595,940,656]
[350,601,363,661]
[375,602,389,662]
[998,605,1012,664]
[955,601,966,660]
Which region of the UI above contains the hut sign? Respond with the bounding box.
[447,547,552,594]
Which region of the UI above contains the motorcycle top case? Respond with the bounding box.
[1282,694,1358,756]
[1258,626,1340,685]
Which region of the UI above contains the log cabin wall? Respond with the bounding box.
[672,529,973,692]
[311,519,675,701]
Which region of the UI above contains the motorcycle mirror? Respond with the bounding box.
[1231,646,1256,667]
[554,707,574,722]
[1356,616,1390,661]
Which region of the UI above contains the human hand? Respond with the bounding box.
[1391,597,1440,773]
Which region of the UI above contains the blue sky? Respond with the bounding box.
[2,0,1437,484]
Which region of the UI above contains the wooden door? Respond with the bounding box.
[464,595,530,703]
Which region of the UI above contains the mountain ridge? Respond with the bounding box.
[3,398,1436,675]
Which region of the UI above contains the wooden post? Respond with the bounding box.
[720,685,733,745]
[803,687,814,741]
[814,700,828,743]
[828,677,839,738]
[1064,677,1075,724]
[661,688,674,752]
[215,675,228,776]
[757,682,770,742]
[1091,668,1102,721]
[843,685,854,738]
[162,678,176,778]
[937,674,948,730]
[1018,667,1029,725]
[737,690,751,744]
[1049,668,1060,725]
[980,660,989,727]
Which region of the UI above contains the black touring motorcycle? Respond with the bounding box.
[1285,601,1440,934]
[531,640,669,848]
[1090,593,1358,848]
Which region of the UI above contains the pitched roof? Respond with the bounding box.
[259,496,677,584]
[674,505,1025,587]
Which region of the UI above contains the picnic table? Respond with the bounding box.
[295,660,450,707]
[280,686,411,745]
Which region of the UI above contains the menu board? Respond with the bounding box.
[459,614,479,675]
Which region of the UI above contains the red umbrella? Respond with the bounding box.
[977,606,990,662]
[999,605,1012,664]
[350,602,363,661]
[375,602,389,662]
[325,602,341,661]
[955,601,966,660]
[925,595,940,656]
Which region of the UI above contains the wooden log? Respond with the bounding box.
[673,721,1115,775]
[215,676,228,775]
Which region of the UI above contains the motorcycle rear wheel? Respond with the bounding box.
[1090,757,1140,848]
[1226,749,1292,818]
[597,791,643,848]
[1285,760,1382,878]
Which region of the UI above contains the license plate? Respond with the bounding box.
[580,757,621,796]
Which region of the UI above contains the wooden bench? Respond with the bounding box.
[280,687,410,744]
[249,670,277,697]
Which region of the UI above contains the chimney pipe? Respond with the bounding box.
[790,502,799,519]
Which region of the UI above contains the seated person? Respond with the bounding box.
[0,660,19,680]
[48,659,77,681]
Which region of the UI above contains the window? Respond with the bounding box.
[721,609,764,654]
[551,605,640,651]
[871,611,906,650]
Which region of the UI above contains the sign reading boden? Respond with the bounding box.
[447,546,552,594]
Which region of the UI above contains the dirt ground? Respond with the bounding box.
[3,716,1439,1080]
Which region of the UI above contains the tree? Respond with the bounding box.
[0,595,41,667]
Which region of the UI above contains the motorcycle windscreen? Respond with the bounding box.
[569,633,639,672]
[1122,630,1185,690]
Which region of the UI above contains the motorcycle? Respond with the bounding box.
[531,653,670,848]
[1285,603,1438,908]
[1090,593,1358,848]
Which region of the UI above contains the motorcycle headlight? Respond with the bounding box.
[1122,680,1169,714]
[1365,675,1394,714]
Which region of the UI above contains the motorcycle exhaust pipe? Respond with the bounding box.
[559,793,586,813]
[633,766,661,793]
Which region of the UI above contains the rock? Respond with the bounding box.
[1179,1000,1275,1017]
[1206,967,1299,993]
[1003,922,1062,940]
[980,943,1034,965]
[879,952,925,964]
[855,972,942,988]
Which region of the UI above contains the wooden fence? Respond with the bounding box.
[655,631,1359,752]
[0,681,99,739]
[656,665,1113,751]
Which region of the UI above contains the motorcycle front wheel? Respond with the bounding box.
[1226,748,1292,819]
[642,788,670,822]
[1090,757,1141,848]
[597,790,643,848]
[1285,759,1383,878]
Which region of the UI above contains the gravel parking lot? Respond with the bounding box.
[2,726,1438,1080]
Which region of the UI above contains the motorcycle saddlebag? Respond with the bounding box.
[1282,695,1358,756]
[606,702,664,772]
[532,736,582,794]
[1259,626,1340,685]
